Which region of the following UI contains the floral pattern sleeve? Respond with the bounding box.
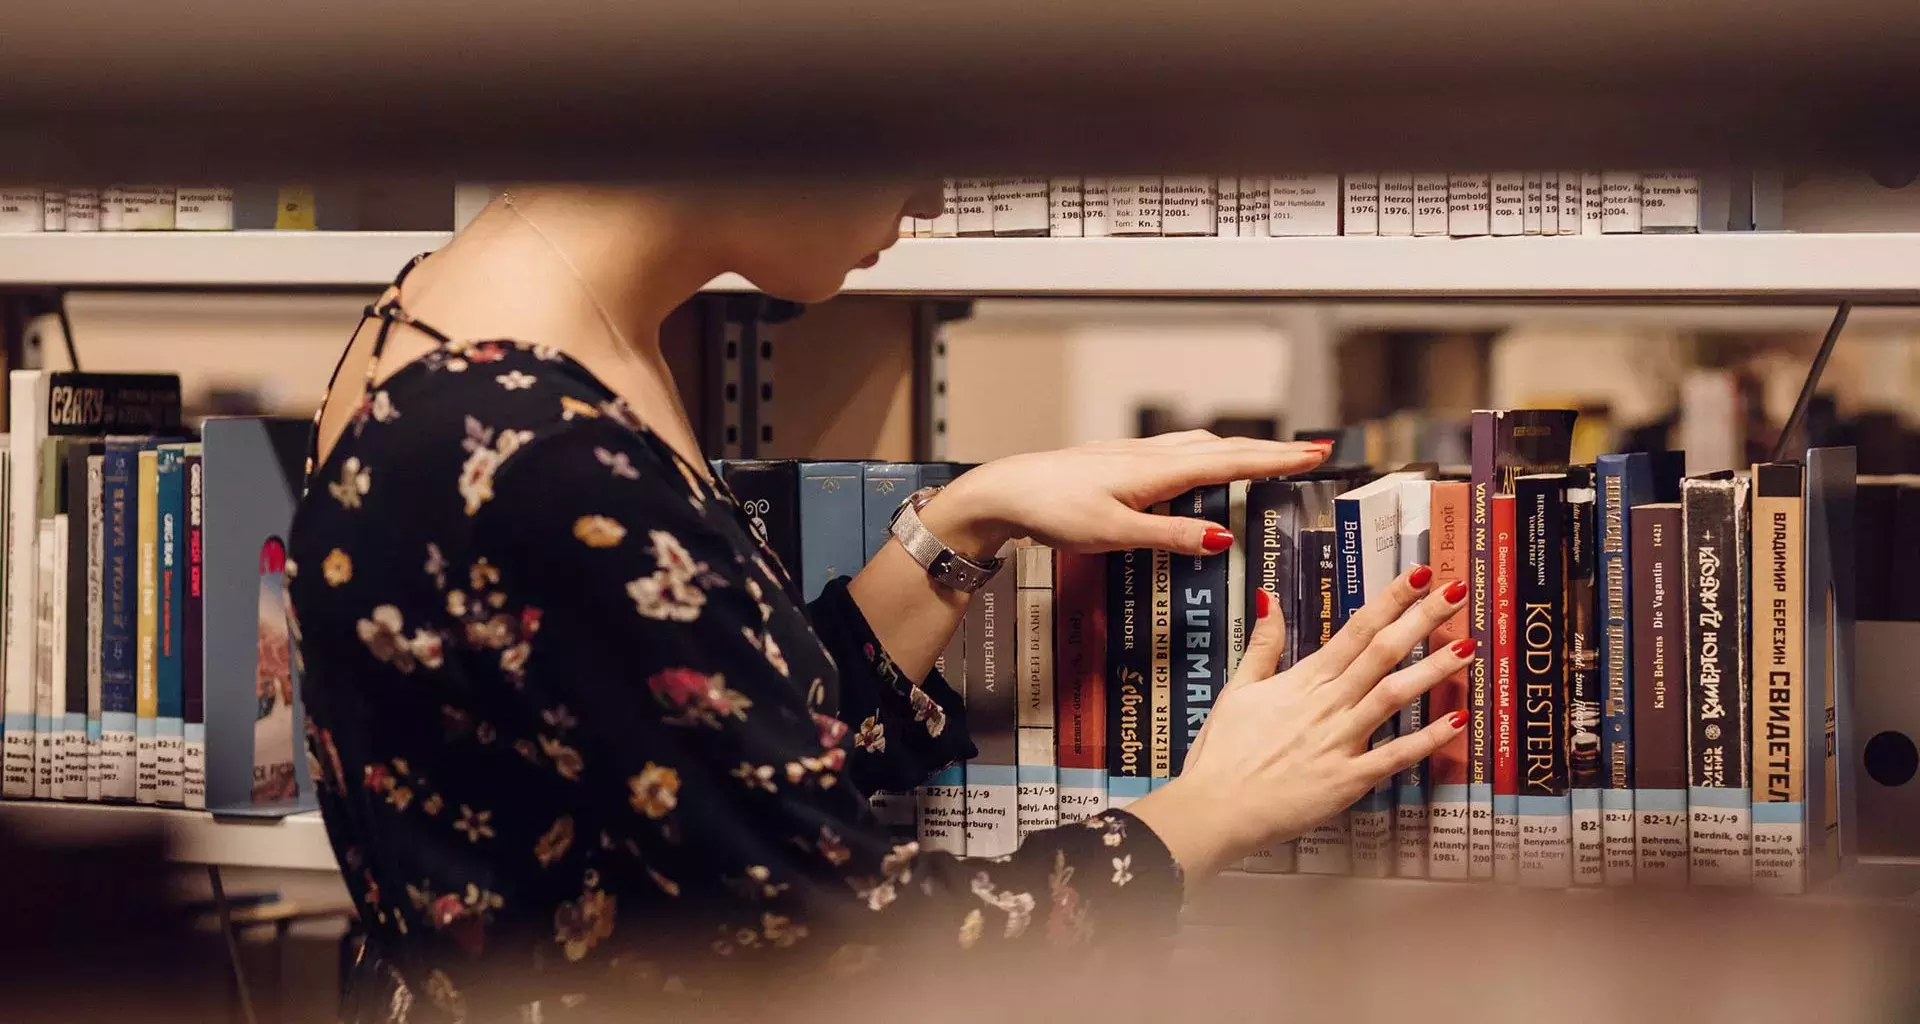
[465,417,1185,996]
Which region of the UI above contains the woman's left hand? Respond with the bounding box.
[919,430,1333,559]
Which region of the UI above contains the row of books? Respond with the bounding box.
[0,187,325,232]
[0,371,309,815]
[899,173,1737,239]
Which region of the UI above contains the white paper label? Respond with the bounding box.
[1491,172,1526,236]
[1603,805,1637,885]
[916,783,968,854]
[1635,807,1690,886]
[1296,817,1352,875]
[1412,173,1450,236]
[1342,173,1380,236]
[1378,173,1414,236]
[1160,175,1216,236]
[1447,173,1491,236]
[1753,819,1805,895]
[1395,802,1429,877]
[1689,797,1753,887]
[1518,807,1573,889]
[1268,174,1339,236]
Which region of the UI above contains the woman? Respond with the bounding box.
[290,183,1472,1022]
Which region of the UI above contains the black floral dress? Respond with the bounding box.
[287,276,1183,1023]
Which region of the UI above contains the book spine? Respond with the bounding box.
[1601,172,1643,233]
[1642,172,1702,233]
[1567,478,1605,886]
[1394,481,1431,878]
[1684,477,1753,887]
[1048,177,1084,237]
[35,517,56,797]
[1468,410,1500,878]
[1491,172,1526,236]
[1413,173,1449,236]
[84,455,103,802]
[1378,173,1415,236]
[798,462,864,602]
[1148,512,1173,780]
[963,542,1017,856]
[1215,177,1241,237]
[1751,463,1805,894]
[1342,173,1380,236]
[1517,475,1572,888]
[955,178,993,236]
[183,449,205,810]
[65,189,101,232]
[1055,551,1107,823]
[3,372,46,797]
[1108,176,1163,236]
[1632,504,1689,885]
[930,180,959,237]
[1427,481,1472,879]
[135,449,159,804]
[1081,178,1111,237]
[1169,487,1227,773]
[1269,174,1340,236]
[1557,172,1583,235]
[1016,546,1059,840]
[1239,177,1270,236]
[1523,172,1545,235]
[174,188,235,231]
[99,444,137,801]
[1596,456,1636,885]
[1106,548,1150,809]
[1160,175,1216,236]
[1492,493,1521,882]
[155,448,184,805]
[993,177,1050,237]
[1581,172,1605,235]
[1447,173,1492,236]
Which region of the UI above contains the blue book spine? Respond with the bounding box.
[1168,486,1227,775]
[98,441,139,800]
[1335,497,1365,626]
[798,462,865,602]
[155,445,186,804]
[861,464,922,565]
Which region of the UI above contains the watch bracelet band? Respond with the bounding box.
[889,488,1003,593]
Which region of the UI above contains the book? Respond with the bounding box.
[1395,479,1432,878]
[1048,178,1084,237]
[1683,473,1753,887]
[1081,178,1112,237]
[721,460,801,582]
[183,445,206,810]
[1413,173,1450,236]
[1802,447,1853,891]
[4,371,49,797]
[1379,173,1415,236]
[83,452,103,801]
[135,449,160,804]
[1567,471,1605,886]
[1601,172,1643,233]
[1516,472,1573,888]
[1751,462,1805,893]
[1269,175,1339,236]
[1447,173,1492,236]
[1016,545,1059,841]
[1632,502,1689,885]
[175,188,236,231]
[797,462,863,602]
[964,542,1017,856]
[1055,550,1107,823]
[1169,487,1227,774]
[1642,172,1702,233]
[1108,176,1163,236]
[1427,480,1472,879]
[1343,173,1380,236]
[1106,546,1150,810]
[1160,176,1216,236]
[992,178,1050,236]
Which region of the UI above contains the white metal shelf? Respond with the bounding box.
[2,231,1919,298]
[0,800,336,871]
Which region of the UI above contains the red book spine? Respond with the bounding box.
[1053,551,1106,771]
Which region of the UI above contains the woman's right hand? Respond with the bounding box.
[1127,566,1474,883]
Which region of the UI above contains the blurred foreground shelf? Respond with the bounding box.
[0,801,335,872]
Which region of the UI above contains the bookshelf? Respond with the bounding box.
[0,802,335,871]
[3,232,1920,298]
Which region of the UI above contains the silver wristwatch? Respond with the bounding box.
[888,485,1004,593]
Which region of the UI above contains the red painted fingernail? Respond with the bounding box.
[1202,528,1233,553]
[1450,638,1477,658]
[1443,579,1469,603]
[1448,711,1469,729]
[1407,564,1433,589]
[1256,588,1272,619]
